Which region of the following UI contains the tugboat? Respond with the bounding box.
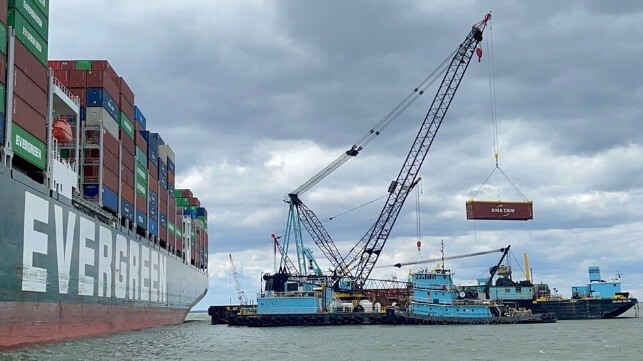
[396,244,556,325]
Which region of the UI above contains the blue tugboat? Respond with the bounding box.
[396,245,556,325]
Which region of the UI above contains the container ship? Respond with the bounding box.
[0,0,209,349]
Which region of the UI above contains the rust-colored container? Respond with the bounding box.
[159,225,167,243]
[48,60,75,71]
[465,200,533,221]
[135,130,146,149]
[12,95,46,142]
[121,183,135,204]
[101,168,119,194]
[68,70,86,88]
[121,147,135,173]
[103,129,119,156]
[135,194,146,213]
[68,87,86,106]
[159,198,167,214]
[102,151,119,174]
[119,94,134,121]
[180,189,193,198]
[189,197,200,207]
[0,0,7,25]
[53,70,69,87]
[91,60,119,81]
[148,162,158,181]
[14,40,47,92]
[13,67,47,116]
[120,128,134,151]
[149,174,159,192]
[121,163,134,185]
[86,70,119,101]
[160,187,168,204]
[117,77,134,105]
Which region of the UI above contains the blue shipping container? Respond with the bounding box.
[80,106,86,121]
[158,159,167,175]
[151,132,164,146]
[169,184,175,198]
[149,205,158,221]
[136,209,147,229]
[196,207,207,218]
[102,186,119,213]
[160,176,167,190]
[134,105,147,129]
[149,218,159,236]
[167,159,175,174]
[121,199,134,222]
[160,213,167,228]
[83,184,100,197]
[183,208,197,219]
[86,88,120,122]
[149,190,158,206]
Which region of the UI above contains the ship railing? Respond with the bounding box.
[52,76,81,106]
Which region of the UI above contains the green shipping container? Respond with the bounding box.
[30,0,48,17]
[174,189,182,198]
[9,0,49,39]
[60,148,69,158]
[176,197,189,207]
[136,177,147,198]
[8,10,48,65]
[168,222,175,233]
[75,60,92,70]
[136,162,147,182]
[175,226,182,237]
[12,123,46,169]
[120,112,135,139]
[136,147,146,165]
[0,23,6,55]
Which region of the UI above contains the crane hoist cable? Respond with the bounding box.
[470,18,529,203]
[289,48,457,198]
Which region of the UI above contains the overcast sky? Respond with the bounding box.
[50,1,643,309]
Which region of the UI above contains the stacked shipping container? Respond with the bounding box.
[48,58,209,267]
[3,0,49,171]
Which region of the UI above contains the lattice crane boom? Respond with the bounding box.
[344,14,492,288]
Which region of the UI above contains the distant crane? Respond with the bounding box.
[229,254,248,305]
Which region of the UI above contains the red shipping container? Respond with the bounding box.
[465,201,534,221]
[0,56,5,85]
[122,183,135,204]
[160,187,168,204]
[14,67,47,116]
[159,198,167,214]
[53,70,69,87]
[117,77,135,106]
[136,194,146,212]
[13,95,46,142]
[68,87,86,106]
[101,168,119,194]
[91,60,119,81]
[83,165,98,178]
[148,163,158,180]
[86,70,120,101]
[135,131,146,150]
[119,94,135,121]
[102,151,119,174]
[68,70,87,88]
[121,165,134,186]
[168,172,175,186]
[48,60,63,70]
[180,189,193,198]
[149,175,159,193]
[0,0,7,25]
[120,128,135,150]
[189,197,200,207]
[121,148,135,173]
[103,130,119,156]
[14,40,47,92]
[175,239,182,254]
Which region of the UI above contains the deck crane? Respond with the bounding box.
[229,254,248,305]
[278,13,492,290]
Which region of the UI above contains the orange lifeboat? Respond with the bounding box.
[52,118,74,144]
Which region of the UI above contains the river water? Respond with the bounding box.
[2,310,642,361]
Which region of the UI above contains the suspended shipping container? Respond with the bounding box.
[466,200,533,221]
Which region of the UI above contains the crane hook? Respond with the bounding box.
[476,47,483,62]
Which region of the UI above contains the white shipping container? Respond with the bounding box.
[85,107,119,138]
[158,144,175,164]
